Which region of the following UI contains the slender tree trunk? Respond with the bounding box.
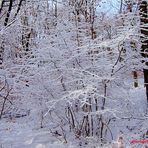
[4,0,13,26]
[0,41,4,66]
[139,1,148,102]
[90,0,96,39]
[0,97,7,119]
[21,3,32,53]
[119,0,123,13]
[133,71,138,88]
[14,0,24,18]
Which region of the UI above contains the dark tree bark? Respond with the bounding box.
[4,0,13,26]
[133,71,138,88]
[139,1,148,102]
[14,0,24,18]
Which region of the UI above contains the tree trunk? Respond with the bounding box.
[139,1,148,102]
[4,0,13,26]
[133,71,138,88]
[14,0,24,18]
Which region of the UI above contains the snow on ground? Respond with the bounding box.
[0,120,74,148]
[0,79,147,148]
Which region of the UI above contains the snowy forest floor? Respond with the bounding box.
[0,78,148,148]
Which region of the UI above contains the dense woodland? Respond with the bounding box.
[0,0,148,148]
